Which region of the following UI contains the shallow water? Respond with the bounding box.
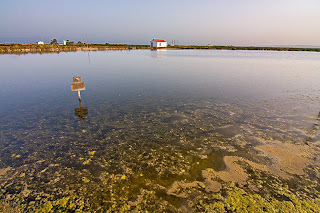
[1,50,320,211]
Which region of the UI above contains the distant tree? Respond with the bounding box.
[77,41,83,45]
[50,39,58,45]
[66,40,74,46]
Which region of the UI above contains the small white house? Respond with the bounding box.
[36,41,44,45]
[150,39,167,48]
[63,40,67,45]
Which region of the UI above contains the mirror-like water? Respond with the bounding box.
[1,50,320,212]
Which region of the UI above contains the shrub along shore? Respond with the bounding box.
[1,43,319,54]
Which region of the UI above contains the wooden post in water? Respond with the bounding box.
[78,90,81,101]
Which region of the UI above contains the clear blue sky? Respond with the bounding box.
[1,0,320,46]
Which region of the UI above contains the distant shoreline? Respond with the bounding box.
[1,43,319,54]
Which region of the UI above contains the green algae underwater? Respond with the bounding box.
[1,50,320,212]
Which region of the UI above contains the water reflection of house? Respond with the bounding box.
[150,49,167,58]
[150,39,167,48]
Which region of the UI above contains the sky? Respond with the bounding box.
[1,0,320,46]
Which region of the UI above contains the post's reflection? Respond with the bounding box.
[74,100,88,120]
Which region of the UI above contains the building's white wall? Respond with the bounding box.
[37,41,44,45]
[157,42,167,47]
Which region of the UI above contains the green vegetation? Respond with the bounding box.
[196,183,320,213]
[0,43,78,54]
[1,43,319,54]
[169,45,320,52]
[0,43,150,54]
[66,40,74,46]
[0,200,23,213]
[2,181,319,212]
[50,39,58,45]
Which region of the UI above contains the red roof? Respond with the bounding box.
[154,39,166,42]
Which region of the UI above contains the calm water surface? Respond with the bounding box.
[1,50,320,211]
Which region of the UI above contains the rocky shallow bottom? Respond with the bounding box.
[1,95,320,212]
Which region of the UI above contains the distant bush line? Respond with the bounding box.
[0,43,319,54]
[0,44,150,54]
[170,45,320,52]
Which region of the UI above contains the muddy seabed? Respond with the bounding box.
[1,93,320,212]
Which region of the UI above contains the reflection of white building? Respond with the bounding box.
[150,39,167,48]
[36,41,44,45]
[150,49,167,58]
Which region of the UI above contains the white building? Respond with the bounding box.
[150,39,167,48]
[36,41,44,45]
[63,40,67,45]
